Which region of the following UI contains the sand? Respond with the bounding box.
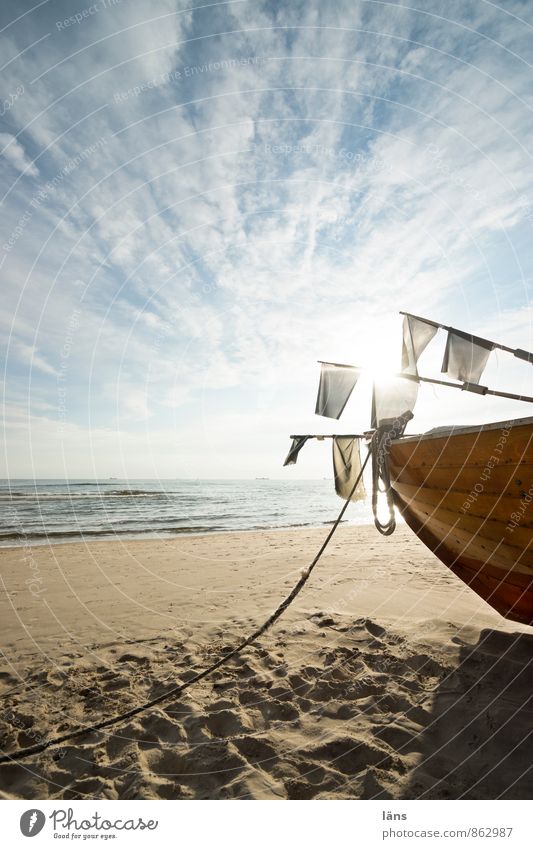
[0,525,531,800]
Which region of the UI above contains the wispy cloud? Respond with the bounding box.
[0,132,39,175]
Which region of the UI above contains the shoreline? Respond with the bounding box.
[0,517,372,551]
[1,525,531,800]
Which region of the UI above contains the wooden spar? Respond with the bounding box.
[400,310,533,364]
[314,359,533,403]
[289,434,366,439]
[395,371,533,404]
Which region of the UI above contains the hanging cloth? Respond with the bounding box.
[332,437,366,501]
[441,329,494,383]
[401,314,439,375]
[373,375,419,428]
[283,435,311,466]
[315,362,360,419]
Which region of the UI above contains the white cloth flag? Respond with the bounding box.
[401,315,439,375]
[441,330,494,383]
[374,376,419,427]
[315,362,360,419]
[332,437,366,502]
[283,436,311,466]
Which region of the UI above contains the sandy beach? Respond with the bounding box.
[0,525,531,800]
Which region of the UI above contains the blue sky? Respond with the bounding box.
[1,0,532,478]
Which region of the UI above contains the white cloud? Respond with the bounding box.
[0,133,39,176]
[11,340,57,376]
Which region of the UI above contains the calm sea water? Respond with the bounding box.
[0,479,374,547]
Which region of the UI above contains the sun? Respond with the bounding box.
[358,342,400,383]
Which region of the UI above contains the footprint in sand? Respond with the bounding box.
[64,776,109,798]
[258,699,299,723]
[139,713,186,746]
[104,719,143,760]
[103,675,130,692]
[205,708,253,737]
[233,735,278,764]
[304,737,398,776]
[373,722,425,754]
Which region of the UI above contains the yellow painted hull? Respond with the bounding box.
[388,417,533,625]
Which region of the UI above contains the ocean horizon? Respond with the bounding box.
[0,478,375,547]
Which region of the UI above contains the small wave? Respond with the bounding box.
[108,489,164,497]
[0,489,170,500]
[73,482,119,486]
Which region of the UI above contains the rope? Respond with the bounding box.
[0,448,372,765]
[372,425,398,536]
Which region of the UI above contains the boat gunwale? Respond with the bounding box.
[392,415,533,445]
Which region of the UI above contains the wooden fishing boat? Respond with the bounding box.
[286,312,533,625]
[388,416,533,625]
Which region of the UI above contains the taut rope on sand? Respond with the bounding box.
[0,449,372,765]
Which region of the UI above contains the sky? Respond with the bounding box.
[1,0,532,479]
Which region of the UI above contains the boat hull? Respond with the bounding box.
[388,417,533,625]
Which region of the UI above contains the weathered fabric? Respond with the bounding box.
[283,435,311,466]
[332,437,366,501]
[441,329,494,383]
[315,362,360,419]
[373,376,419,428]
[401,314,439,374]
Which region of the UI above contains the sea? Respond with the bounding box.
[0,479,374,547]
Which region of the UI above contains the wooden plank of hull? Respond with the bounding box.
[390,422,532,469]
[388,421,533,625]
[391,485,533,558]
[392,493,533,624]
[394,496,533,574]
[392,482,533,531]
[388,462,533,498]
